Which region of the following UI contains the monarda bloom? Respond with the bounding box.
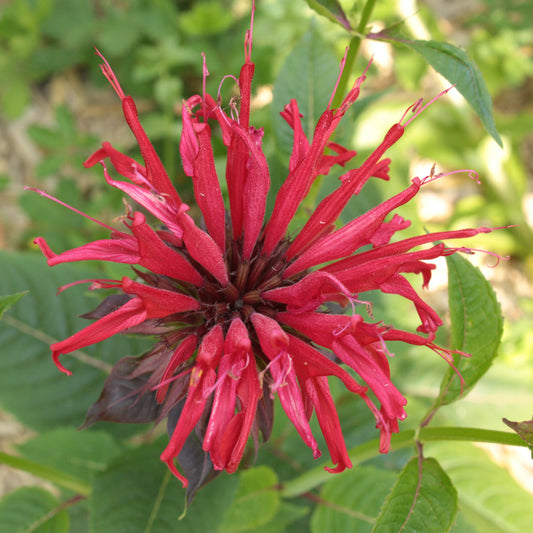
[33,16,492,496]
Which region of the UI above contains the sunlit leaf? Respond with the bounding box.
[401,40,502,146]
[372,457,457,533]
[435,254,503,406]
[429,442,533,533]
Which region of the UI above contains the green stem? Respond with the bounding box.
[0,451,91,496]
[280,426,526,498]
[331,0,377,109]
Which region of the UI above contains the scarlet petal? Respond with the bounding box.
[51,298,148,374]
[178,213,229,286]
[160,361,214,486]
[121,96,182,206]
[130,212,203,286]
[121,277,200,318]
[284,176,419,277]
[35,236,138,266]
[303,376,352,473]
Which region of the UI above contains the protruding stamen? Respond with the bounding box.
[400,86,455,127]
[25,187,118,233]
[94,48,125,100]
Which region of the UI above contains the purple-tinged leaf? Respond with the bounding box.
[503,418,533,447]
[80,294,132,320]
[167,401,221,505]
[81,356,161,428]
[304,0,351,31]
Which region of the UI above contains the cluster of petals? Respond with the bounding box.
[34,18,493,487]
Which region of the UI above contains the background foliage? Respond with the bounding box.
[1,0,532,531]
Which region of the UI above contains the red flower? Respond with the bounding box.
[33,13,493,493]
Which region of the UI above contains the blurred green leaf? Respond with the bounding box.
[179,2,235,36]
[0,487,69,533]
[0,76,31,118]
[220,466,280,532]
[372,457,457,533]
[434,254,503,407]
[311,466,397,533]
[429,442,533,533]
[272,23,339,154]
[90,439,239,533]
[0,251,151,431]
[400,40,503,147]
[304,0,351,30]
[18,428,122,484]
[0,291,27,320]
[251,502,309,533]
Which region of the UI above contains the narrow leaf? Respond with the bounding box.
[0,450,90,495]
[0,487,69,533]
[401,39,502,146]
[0,291,27,320]
[436,254,503,406]
[372,457,457,533]
[304,0,351,30]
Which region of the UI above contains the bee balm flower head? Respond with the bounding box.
[32,7,493,498]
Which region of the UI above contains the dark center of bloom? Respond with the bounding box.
[198,235,292,326]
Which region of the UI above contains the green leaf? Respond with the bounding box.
[400,39,502,146]
[0,291,27,320]
[304,0,351,30]
[252,502,309,533]
[429,442,533,533]
[311,466,397,533]
[0,451,90,496]
[220,466,280,532]
[90,439,239,533]
[436,254,503,406]
[18,428,122,484]
[272,23,340,155]
[179,2,234,36]
[372,457,457,533]
[0,251,152,431]
[0,487,69,533]
[0,76,31,118]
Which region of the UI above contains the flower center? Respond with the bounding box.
[196,234,294,330]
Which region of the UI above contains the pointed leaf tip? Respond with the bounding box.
[503,418,533,447]
[401,39,502,146]
[305,0,352,31]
